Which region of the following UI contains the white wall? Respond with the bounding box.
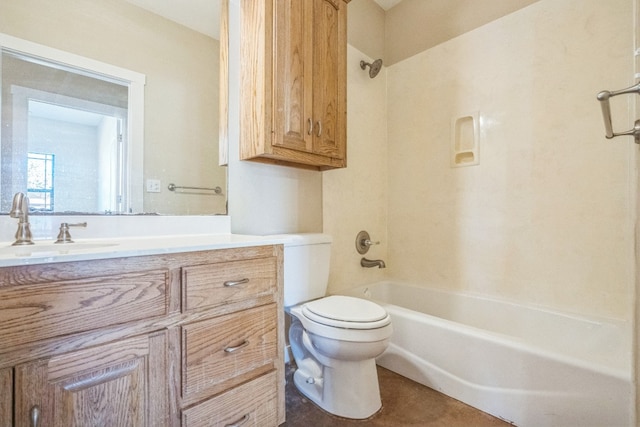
[384,0,635,320]
[227,0,323,235]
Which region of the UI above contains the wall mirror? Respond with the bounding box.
[0,0,226,216]
[1,37,144,214]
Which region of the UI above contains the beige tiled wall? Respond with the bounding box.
[385,0,635,319]
[324,44,389,295]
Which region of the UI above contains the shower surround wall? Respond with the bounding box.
[324,0,388,294]
[385,0,635,323]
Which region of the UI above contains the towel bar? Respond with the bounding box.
[168,183,223,195]
[597,82,640,143]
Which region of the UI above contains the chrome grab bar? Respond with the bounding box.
[597,82,640,143]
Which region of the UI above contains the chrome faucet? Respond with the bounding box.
[9,192,34,246]
[361,257,386,269]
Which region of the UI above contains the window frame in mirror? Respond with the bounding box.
[0,32,146,214]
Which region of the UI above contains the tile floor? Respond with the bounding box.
[283,364,511,427]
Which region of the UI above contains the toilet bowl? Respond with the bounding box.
[288,295,392,419]
[283,234,393,420]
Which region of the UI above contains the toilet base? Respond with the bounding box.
[292,358,382,419]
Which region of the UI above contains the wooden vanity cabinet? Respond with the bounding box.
[239,0,349,170]
[0,369,11,426]
[0,245,285,427]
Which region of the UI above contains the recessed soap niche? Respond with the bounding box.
[451,112,480,167]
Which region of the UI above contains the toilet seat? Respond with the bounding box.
[302,295,391,330]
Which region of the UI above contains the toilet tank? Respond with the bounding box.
[283,234,332,307]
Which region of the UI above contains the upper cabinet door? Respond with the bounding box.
[274,0,314,153]
[312,0,347,161]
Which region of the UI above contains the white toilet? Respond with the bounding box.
[284,234,392,419]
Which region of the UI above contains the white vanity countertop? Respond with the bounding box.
[0,233,291,267]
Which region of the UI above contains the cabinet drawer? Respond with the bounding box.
[182,304,277,400]
[0,270,168,349]
[182,370,278,427]
[182,257,277,312]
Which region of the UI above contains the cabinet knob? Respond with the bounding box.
[30,405,40,427]
[307,118,313,135]
[316,120,322,137]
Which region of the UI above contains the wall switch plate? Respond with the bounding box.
[146,179,161,193]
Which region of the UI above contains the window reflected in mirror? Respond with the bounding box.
[0,35,144,215]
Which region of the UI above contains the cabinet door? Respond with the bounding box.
[312,0,347,160]
[274,0,314,152]
[14,332,168,427]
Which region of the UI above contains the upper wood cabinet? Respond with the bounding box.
[239,0,349,171]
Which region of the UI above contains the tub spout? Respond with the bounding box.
[361,257,386,268]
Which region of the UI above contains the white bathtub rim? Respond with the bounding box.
[340,280,631,378]
[356,280,630,326]
[381,303,630,381]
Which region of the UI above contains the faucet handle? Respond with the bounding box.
[356,230,381,254]
[55,222,87,244]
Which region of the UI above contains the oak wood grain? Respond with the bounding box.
[239,0,349,170]
[273,0,314,153]
[148,331,171,427]
[239,0,272,160]
[0,368,12,426]
[2,244,284,426]
[182,304,277,401]
[183,257,277,312]
[182,371,278,427]
[312,0,347,161]
[0,271,168,350]
[219,0,230,166]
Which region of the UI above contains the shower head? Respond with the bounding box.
[360,59,383,78]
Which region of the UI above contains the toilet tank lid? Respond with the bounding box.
[275,233,332,247]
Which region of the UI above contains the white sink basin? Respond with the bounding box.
[0,241,119,258]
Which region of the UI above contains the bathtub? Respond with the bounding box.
[342,281,633,427]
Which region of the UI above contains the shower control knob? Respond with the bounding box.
[356,230,380,254]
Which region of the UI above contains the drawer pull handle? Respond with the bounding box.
[223,278,250,287]
[30,405,40,427]
[225,413,250,427]
[224,340,249,353]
